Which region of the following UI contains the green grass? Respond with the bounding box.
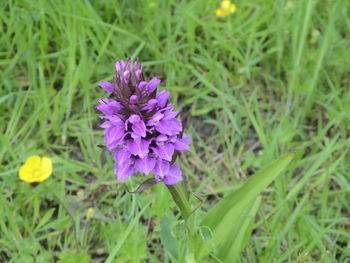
[1,0,350,262]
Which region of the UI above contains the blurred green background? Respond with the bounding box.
[1,0,349,262]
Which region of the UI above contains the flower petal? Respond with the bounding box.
[138,81,148,91]
[147,112,164,126]
[115,162,134,180]
[174,134,191,151]
[135,69,142,81]
[40,157,53,181]
[153,160,170,181]
[25,156,41,167]
[156,135,168,144]
[155,119,182,136]
[115,60,125,75]
[98,82,115,93]
[163,111,179,120]
[95,99,123,115]
[152,143,175,161]
[105,125,125,150]
[126,139,150,158]
[129,95,138,104]
[156,90,170,108]
[164,164,182,185]
[135,157,156,175]
[114,148,131,164]
[146,77,161,93]
[127,115,146,138]
[141,99,158,112]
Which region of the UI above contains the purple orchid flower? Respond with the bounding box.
[96,59,190,185]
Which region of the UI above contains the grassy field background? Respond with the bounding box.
[1,0,350,262]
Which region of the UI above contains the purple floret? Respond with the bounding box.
[96,59,190,185]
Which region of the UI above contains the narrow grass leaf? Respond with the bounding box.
[105,202,150,263]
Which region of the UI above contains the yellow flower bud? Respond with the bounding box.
[86,208,95,221]
[76,190,85,202]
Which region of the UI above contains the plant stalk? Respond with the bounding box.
[167,183,192,221]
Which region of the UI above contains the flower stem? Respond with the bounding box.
[167,183,192,221]
[167,183,199,262]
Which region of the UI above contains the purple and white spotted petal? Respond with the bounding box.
[104,125,125,150]
[126,139,150,158]
[155,118,182,136]
[135,157,156,175]
[153,160,170,181]
[164,164,183,185]
[114,148,131,164]
[127,115,146,138]
[151,143,175,162]
[115,162,134,180]
[174,134,191,151]
[147,112,164,126]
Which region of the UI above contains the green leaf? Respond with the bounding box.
[129,178,159,194]
[34,208,55,233]
[160,216,179,260]
[199,152,295,260]
[218,197,261,262]
[199,225,213,241]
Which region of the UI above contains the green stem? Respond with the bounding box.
[167,183,192,221]
[167,184,197,263]
[167,183,199,262]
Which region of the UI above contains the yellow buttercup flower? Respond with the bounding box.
[19,156,52,183]
[215,0,237,17]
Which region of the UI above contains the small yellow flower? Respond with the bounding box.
[19,156,52,183]
[215,0,237,17]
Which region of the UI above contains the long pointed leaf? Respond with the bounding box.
[199,152,295,259]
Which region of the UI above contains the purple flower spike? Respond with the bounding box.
[96,59,191,185]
